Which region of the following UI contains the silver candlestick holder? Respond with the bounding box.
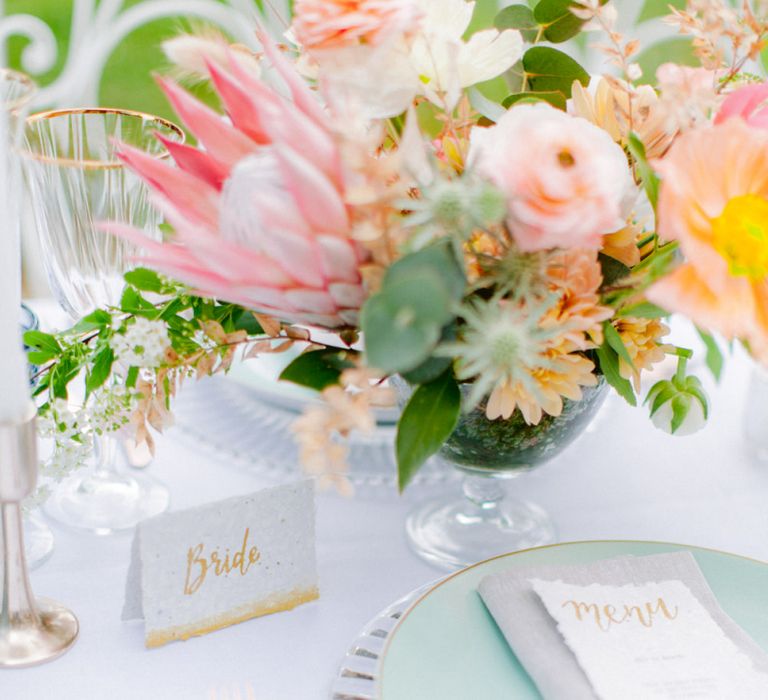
[0,404,78,668]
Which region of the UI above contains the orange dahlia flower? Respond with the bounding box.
[647,118,768,362]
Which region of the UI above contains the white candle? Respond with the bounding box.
[0,106,31,422]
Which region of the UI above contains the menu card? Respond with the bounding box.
[478,552,768,700]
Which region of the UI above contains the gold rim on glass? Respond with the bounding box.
[24,107,185,169]
[0,68,37,111]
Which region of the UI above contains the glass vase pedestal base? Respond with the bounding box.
[405,475,555,570]
[44,469,169,535]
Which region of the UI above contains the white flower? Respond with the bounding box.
[38,399,92,482]
[88,386,137,436]
[646,376,709,436]
[305,0,523,117]
[112,317,170,369]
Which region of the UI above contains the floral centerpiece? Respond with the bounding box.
[26,0,768,498]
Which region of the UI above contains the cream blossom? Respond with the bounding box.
[470,103,635,252]
[293,0,523,117]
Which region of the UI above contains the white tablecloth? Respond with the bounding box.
[6,308,768,700]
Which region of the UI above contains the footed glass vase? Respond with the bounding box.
[399,379,607,570]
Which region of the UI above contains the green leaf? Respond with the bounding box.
[361,281,445,374]
[23,330,61,355]
[636,38,697,84]
[125,366,139,389]
[85,346,115,396]
[503,90,567,110]
[396,371,461,492]
[362,240,466,374]
[279,349,356,391]
[618,301,669,319]
[627,133,659,210]
[596,343,637,406]
[534,0,606,43]
[384,238,465,306]
[696,327,724,382]
[670,393,692,434]
[232,309,264,336]
[522,46,589,97]
[120,286,155,316]
[68,309,113,334]
[494,4,540,42]
[124,267,165,293]
[598,253,631,287]
[637,0,685,23]
[604,322,635,372]
[27,350,54,365]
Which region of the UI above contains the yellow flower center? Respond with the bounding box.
[712,194,768,278]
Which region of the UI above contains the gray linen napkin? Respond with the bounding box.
[477,551,768,700]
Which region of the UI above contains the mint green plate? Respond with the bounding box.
[378,541,768,699]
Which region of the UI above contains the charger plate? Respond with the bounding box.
[334,541,768,699]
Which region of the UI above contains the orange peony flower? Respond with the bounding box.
[647,118,768,363]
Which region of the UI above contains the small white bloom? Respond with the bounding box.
[646,376,709,436]
[88,386,137,436]
[112,317,170,369]
[651,397,707,436]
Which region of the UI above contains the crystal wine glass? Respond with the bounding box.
[22,108,184,534]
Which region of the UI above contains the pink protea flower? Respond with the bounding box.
[291,0,420,50]
[470,103,634,252]
[112,34,368,328]
[715,82,768,129]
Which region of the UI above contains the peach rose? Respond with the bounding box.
[470,103,634,252]
[291,0,420,50]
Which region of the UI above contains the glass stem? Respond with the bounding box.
[93,434,119,478]
[462,474,506,512]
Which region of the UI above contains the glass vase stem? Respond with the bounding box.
[462,474,505,510]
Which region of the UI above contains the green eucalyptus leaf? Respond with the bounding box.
[361,279,445,374]
[533,0,607,43]
[279,349,357,391]
[522,46,589,97]
[638,0,685,24]
[636,38,697,84]
[494,4,540,42]
[396,371,461,492]
[384,239,465,305]
[503,90,567,110]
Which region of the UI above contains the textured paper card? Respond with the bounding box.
[531,577,768,699]
[123,480,318,648]
[478,552,768,699]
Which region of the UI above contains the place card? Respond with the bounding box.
[531,577,768,699]
[123,480,318,648]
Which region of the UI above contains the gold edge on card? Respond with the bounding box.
[144,585,320,648]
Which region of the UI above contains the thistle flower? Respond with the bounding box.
[443,295,598,424]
